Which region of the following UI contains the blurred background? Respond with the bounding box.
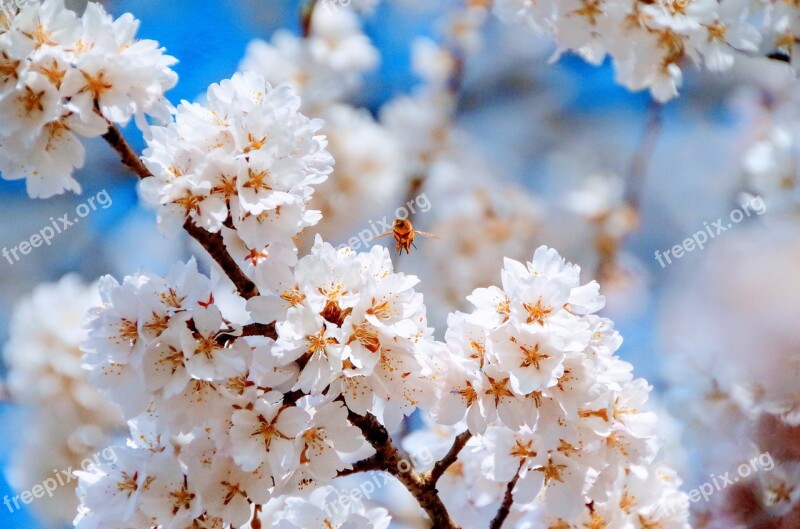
[1,0,798,527]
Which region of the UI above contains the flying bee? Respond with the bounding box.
[374,218,438,254]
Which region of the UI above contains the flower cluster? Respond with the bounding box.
[493,0,800,102]
[139,71,333,257]
[238,7,402,244]
[0,0,176,197]
[0,2,700,527]
[75,233,438,528]
[427,246,689,527]
[266,485,391,529]
[238,7,378,114]
[252,236,435,429]
[304,104,405,244]
[662,222,800,527]
[2,275,123,525]
[418,183,546,327]
[736,79,800,216]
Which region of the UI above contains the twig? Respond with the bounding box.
[336,454,384,477]
[346,410,460,529]
[300,0,319,38]
[624,100,663,212]
[101,123,152,179]
[250,504,262,529]
[425,430,472,485]
[240,322,277,338]
[596,101,663,282]
[489,472,521,529]
[182,220,259,299]
[217,323,277,345]
[403,174,427,225]
[100,123,259,300]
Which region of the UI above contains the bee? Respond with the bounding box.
[374,218,438,254]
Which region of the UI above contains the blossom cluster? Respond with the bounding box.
[426,246,689,527]
[0,1,699,527]
[239,7,378,114]
[238,8,405,245]
[74,230,440,528]
[662,222,800,528]
[2,275,123,524]
[74,240,690,528]
[0,0,176,197]
[736,78,800,216]
[266,486,391,529]
[494,0,799,101]
[139,71,333,257]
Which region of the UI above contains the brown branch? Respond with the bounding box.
[250,504,262,529]
[101,123,259,300]
[240,322,277,339]
[101,123,152,179]
[217,322,277,346]
[300,0,319,37]
[183,220,259,299]
[489,472,521,529]
[425,430,472,486]
[346,410,460,529]
[336,454,383,477]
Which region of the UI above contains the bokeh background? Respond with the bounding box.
[1,0,796,527]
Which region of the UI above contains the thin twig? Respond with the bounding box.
[101,123,152,179]
[425,430,472,486]
[489,472,521,529]
[250,504,262,529]
[300,0,319,37]
[624,100,663,212]
[596,101,663,282]
[336,454,384,477]
[100,123,259,300]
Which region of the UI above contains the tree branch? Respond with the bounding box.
[240,322,277,339]
[182,220,259,299]
[100,123,259,299]
[336,454,383,477]
[346,410,460,529]
[489,472,521,529]
[425,430,471,486]
[101,123,152,179]
[300,0,319,37]
[217,322,277,346]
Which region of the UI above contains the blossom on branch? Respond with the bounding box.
[0,0,176,197]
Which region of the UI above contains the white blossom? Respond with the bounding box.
[0,0,176,197]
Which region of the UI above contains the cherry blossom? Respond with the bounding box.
[0,0,176,197]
